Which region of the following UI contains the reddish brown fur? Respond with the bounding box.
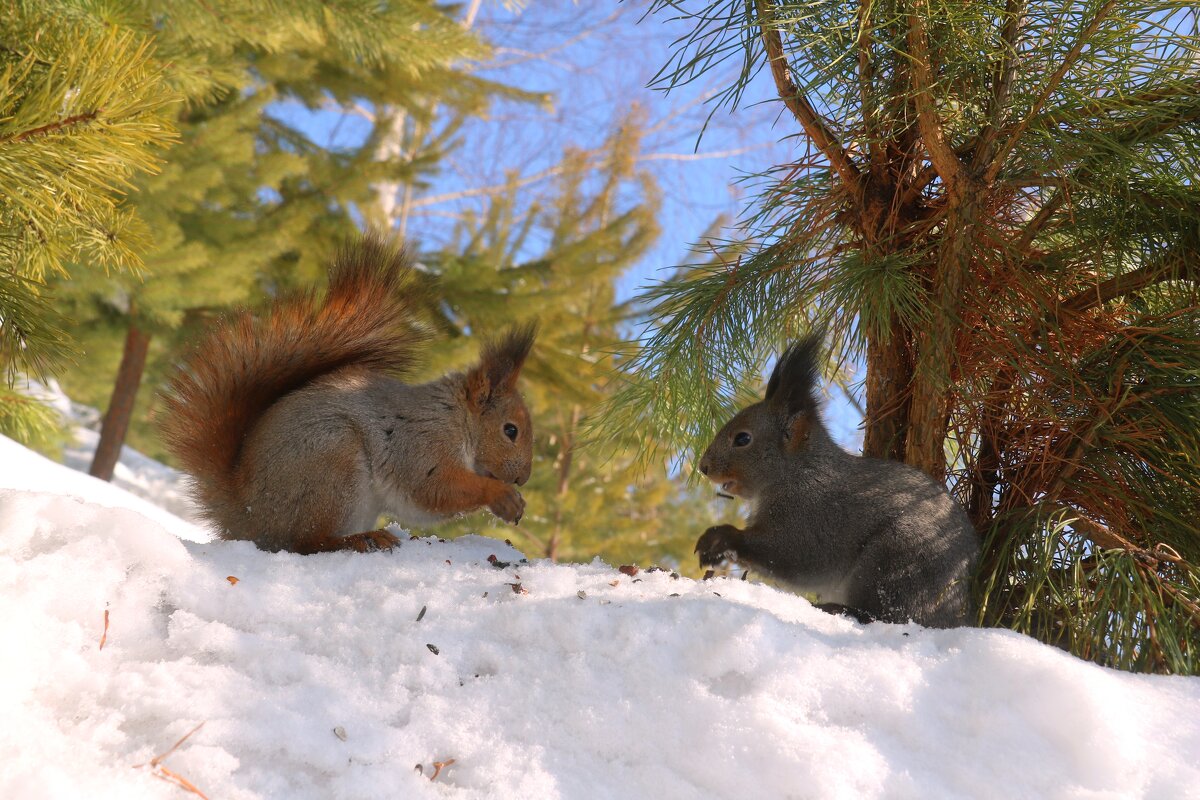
[411,464,515,517]
[477,324,538,397]
[159,233,429,534]
[458,324,537,497]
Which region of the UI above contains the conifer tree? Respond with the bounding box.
[45,0,486,472]
[0,1,177,444]
[415,113,716,568]
[614,0,1200,672]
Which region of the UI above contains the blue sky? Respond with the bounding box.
[275,0,864,450]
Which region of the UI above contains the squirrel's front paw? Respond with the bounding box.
[695,524,743,567]
[488,484,525,525]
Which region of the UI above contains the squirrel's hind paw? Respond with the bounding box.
[340,529,401,553]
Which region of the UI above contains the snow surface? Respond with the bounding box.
[2,435,1199,800]
[19,378,203,527]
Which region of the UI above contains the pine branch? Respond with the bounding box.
[754,0,861,189]
[1027,77,1200,132]
[1061,245,1198,316]
[905,0,966,193]
[1049,511,1200,625]
[1053,508,1150,558]
[0,110,103,144]
[1014,191,1067,251]
[855,0,884,176]
[983,0,1120,185]
[972,0,1026,173]
[1014,103,1200,250]
[907,75,1200,207]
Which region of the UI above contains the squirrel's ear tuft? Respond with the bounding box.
[473,321,538,401]
[765,332,824,418]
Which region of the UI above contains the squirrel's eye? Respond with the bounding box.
[503,423,519,441]
[733,431,752,447]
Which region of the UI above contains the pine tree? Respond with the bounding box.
[0,0,177,444]
[612,0,1200,672]
[412,112,718,570]
[45,0,487,471]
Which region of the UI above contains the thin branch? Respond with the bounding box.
[0,110,102,144]
[1009,175,1068,189]
[1057,509,1142,553]
[901,162,940,205]
[983,0,1119,185]
[855,0,885,176]
[1014,191,1066,250]
[485,8,625,70]
[639,144,768,162]
[1060,246,1198,316]
[905,0,965,192]
[320,98,375,123]
[972,0,1026,172]
[754,0,861,188]
[461,0,483,28]
[409,145,766,209]
[643,84,729,139]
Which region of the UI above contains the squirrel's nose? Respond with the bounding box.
[699,460,710,476]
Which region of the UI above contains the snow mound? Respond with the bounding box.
[16,378,203,526]
[1,436,1198,799]
[62,425,200,525]
[0,434,206,543]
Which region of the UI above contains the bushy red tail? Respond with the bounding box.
[160,232,429,524]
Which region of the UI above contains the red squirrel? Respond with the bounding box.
[160,233,536,554]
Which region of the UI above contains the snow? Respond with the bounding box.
[20,378,203,527]
[2,435,1199,800]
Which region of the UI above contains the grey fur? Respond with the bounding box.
[696,335,979,627]
[230,370,469,550]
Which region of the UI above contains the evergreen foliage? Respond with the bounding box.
[420,113,726,569]
[616,0,1200,671]
[39,0,489,466]
[0,0,178,442]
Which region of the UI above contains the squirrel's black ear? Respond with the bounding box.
[765,333,823,419]
[468,322,538,406]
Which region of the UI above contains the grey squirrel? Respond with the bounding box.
[694,335,978,627]
[160,233,536,554]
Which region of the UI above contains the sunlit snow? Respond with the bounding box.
[1,432,1197,800]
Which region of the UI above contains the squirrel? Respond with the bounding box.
[160,232,537,555]
[694,334,979,627]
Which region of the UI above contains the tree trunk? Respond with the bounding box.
[862,317,912,461]
[89,320,151,481]
[905,200,977,480]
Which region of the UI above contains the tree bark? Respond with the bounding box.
[89,320,152,481]
[862,318,912,461]
[905,200,977,480]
